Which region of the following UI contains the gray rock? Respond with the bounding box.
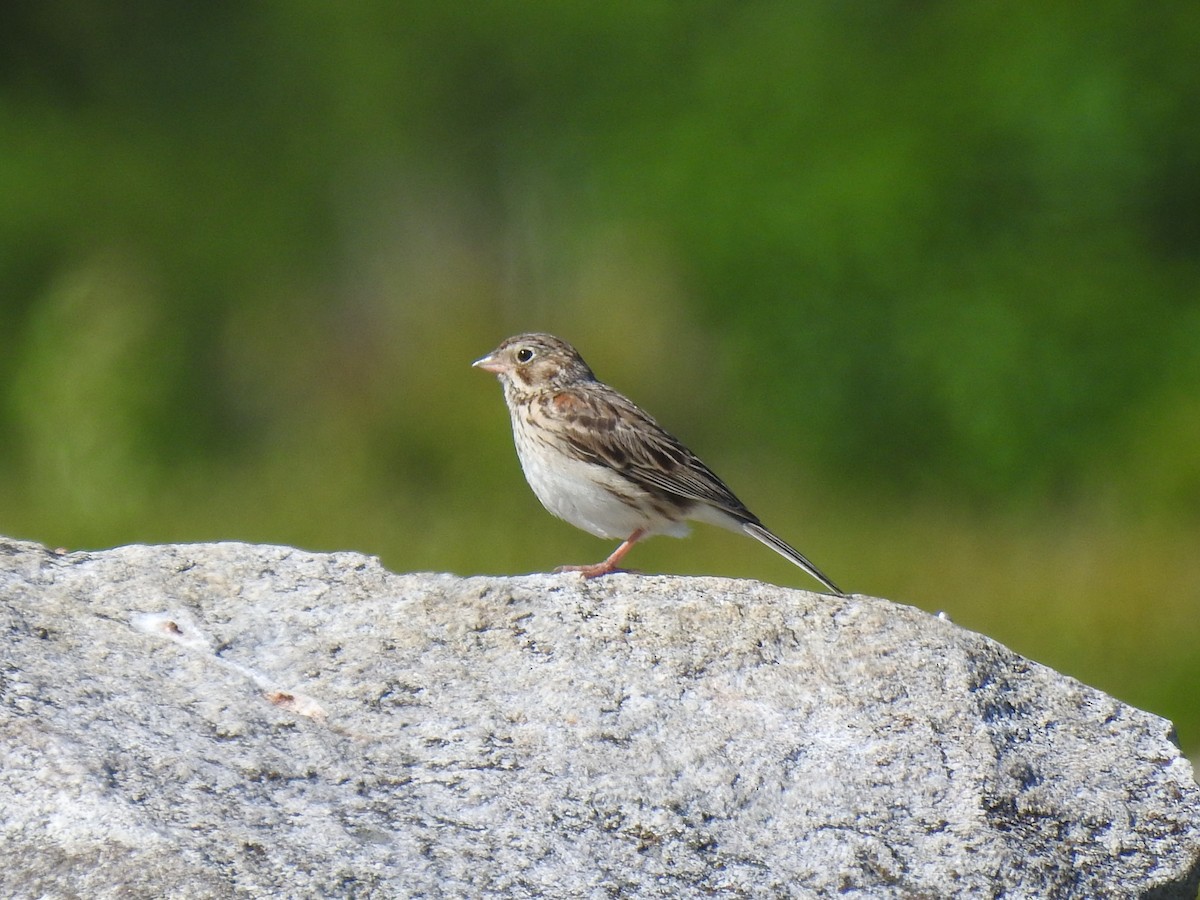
[1,537,1197,899]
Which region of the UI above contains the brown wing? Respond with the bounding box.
[538,384,758,524]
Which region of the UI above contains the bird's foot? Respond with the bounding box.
[554,562,636,578]
[555,530,647,579]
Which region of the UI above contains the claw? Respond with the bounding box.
[553,528,646,579]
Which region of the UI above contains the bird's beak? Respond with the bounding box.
[472,353,506,375]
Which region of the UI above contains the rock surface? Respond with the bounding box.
[1,537,1198,899]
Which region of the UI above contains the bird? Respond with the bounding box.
[472,333,844,595]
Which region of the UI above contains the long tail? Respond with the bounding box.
[742,522,844,596]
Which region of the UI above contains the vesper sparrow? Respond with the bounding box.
[473,333,844,595]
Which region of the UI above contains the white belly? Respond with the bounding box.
[511,417,689,541]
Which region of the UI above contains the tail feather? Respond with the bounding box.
[742,522,844,596]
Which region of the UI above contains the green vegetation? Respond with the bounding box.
[2,5,1197,753]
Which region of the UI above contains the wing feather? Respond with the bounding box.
[539,385,756,523]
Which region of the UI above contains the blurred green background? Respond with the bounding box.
[2,5,1197,753]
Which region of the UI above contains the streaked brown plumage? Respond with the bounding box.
[473,333,844,594]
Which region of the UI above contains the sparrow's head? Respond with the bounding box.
[473,333,595,392]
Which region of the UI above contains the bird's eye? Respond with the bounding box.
[516,347,535,363]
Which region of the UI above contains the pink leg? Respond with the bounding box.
[555,529,646,578]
